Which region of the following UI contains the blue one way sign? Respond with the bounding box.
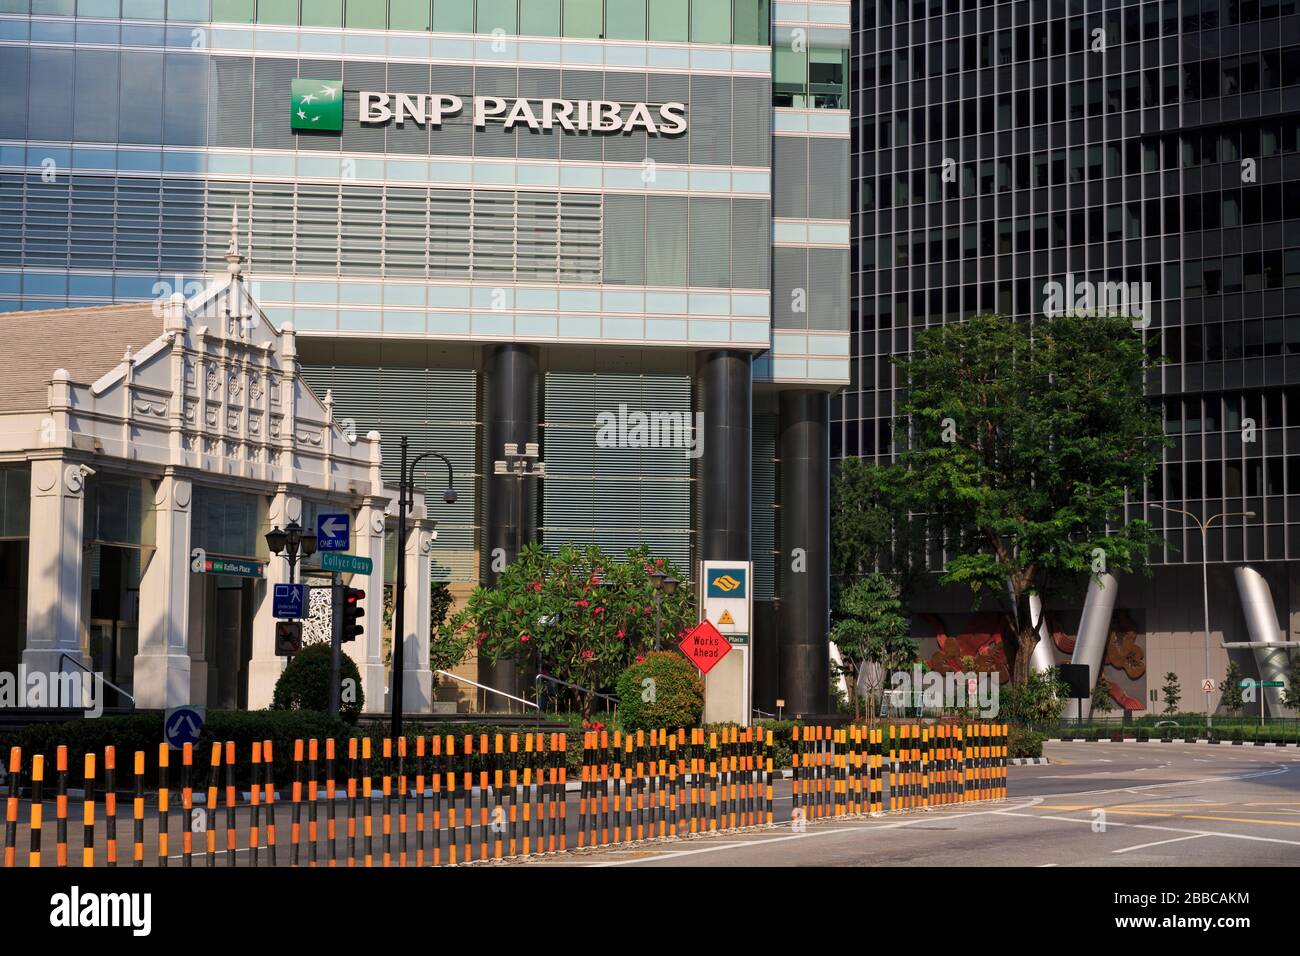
[273,583,307,619]
[164,706,205,749]
[317,513,350,551]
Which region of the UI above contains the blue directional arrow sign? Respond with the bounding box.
[317,513,350,551]
[164,705,205,750]
[273,582,307,619]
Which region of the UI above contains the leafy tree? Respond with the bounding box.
[442,544,694,719]
[1161,671,1182,714]
[431,580,453,630]
[1283,654,1300,713]
[829,571,918,719]
[1219,660,1245,715]
[892,313,1166,687]
[615,652,704,732]
[1090,674,1115,715]
[831,458,919,594]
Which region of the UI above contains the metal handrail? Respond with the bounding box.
[534,672,619,704]
[59,652,135,706]
[434,669,539,710]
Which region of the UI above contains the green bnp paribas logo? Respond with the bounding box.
[291,78,343,132]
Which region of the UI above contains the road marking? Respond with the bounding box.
[1112,833,1208,855]
[1184,814,1300,828]
[997,809,1300,848]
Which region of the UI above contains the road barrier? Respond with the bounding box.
[1,722,1005,867]
[795,722,1006,822]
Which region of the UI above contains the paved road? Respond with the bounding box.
[515,741,1300,867]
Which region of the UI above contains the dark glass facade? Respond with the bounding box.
[841,0,1300,570]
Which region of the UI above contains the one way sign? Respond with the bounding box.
[317,513,350,551]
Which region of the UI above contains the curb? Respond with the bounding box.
[1009,757,1050,766]
[1045,737,1297,747]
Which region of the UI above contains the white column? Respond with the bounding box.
[246,490,300,709]
[395,511,434,714]
[355,497,388,713]
[134,474,194,708]
[1066,573,1119,720]
[23,457,90,682]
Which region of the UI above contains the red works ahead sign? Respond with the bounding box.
[678,620,732,675]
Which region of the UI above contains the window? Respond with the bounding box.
[605,0,645,39]
[520,0,560,35]
[733,0,767,45]
[774,47,807,107]
[432,0,471,31]
[562,0,601,37]
[301,0,342,27]
[648,0,688,41]
[345,0,386,28]
[809,47,848,109]
[691,0,730,43]
[388,0,427,29]
[477,0,516,33]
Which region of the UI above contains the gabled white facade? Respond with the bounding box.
[2,257,437,714]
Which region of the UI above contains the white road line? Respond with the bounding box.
[1112,833,1209,855]
[583,806,1021,867]
[997,809,1300,848]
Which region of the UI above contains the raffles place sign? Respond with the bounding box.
[290,77,686,136]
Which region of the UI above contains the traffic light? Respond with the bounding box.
[275,621,302,656]
[341,587,365,642]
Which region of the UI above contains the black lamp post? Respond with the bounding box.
[393,436,457,739]
[647,569,680,650]
[265,518,317,585]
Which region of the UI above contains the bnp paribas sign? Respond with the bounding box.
[291,78,687,136]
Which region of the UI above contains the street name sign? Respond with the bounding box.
[321,552,372,575]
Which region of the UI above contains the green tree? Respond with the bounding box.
[1091,674,1116,715]
[1219,660,1245,715]
[892,313,1166,687]
[271,644,364,724]
[1283,655,1300,713]
[829,571,917,719]
[443,544,694,719]
[1003,668,1069,725]
[1161,671,1182,714]
[831,458,919,593]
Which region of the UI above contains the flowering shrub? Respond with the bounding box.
[438,543,693,718]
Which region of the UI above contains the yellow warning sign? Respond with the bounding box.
[717,609,734,625]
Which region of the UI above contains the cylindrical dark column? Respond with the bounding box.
[777,389,830,717]
[695,350,752,562]
[481,343,540,704]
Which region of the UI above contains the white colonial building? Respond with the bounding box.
[0,230,436,713]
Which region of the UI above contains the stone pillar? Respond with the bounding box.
[246,490,300,709]
[23,456,90,685]
[134,474,194,708]
[355,495,388,714]
[393,510,434,714]
[777,390,830,717]
[481,343,539,704]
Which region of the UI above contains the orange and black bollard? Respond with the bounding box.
[361,737,374,867]
[157,743,170,866]
[180,743,193,867]
[380,738,393,867]
[82,752,96,868]
[492,735,504,861]
[346,738,359,866]
[325,738,338,866]
[249,742,263,866]
[3,747,19,868]
[397,736,409,868]
[444,735,457,865]
[55,746,68,867]
[431,736,445,866]
[131,750,145,867]
[414,736,426,867]
[263,739,277,866]
[308,739,320,867]
[291,739,304,866]
[203,742,219,866]
[223,742,236,867]
[28,753,44,867]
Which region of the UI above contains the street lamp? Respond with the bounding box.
[392,436,458,739]
[265,518,317,584]
[1150,503,1255,729]
[646,569,679,650]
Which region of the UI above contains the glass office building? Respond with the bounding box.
[0,0,849,714]
[843,0,1300,713]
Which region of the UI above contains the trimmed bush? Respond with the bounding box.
[1009,725,1043,759]
[272,644,364,724]
[614,652,704,733]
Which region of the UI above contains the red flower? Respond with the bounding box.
[580,649,594,660]
[643,605,653,614]
[616,629,626,639]
[519,633,530,643]
[529,581,543,592]
[575,598,589,608]
[635,655,646,664]
[592,606,605,615]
